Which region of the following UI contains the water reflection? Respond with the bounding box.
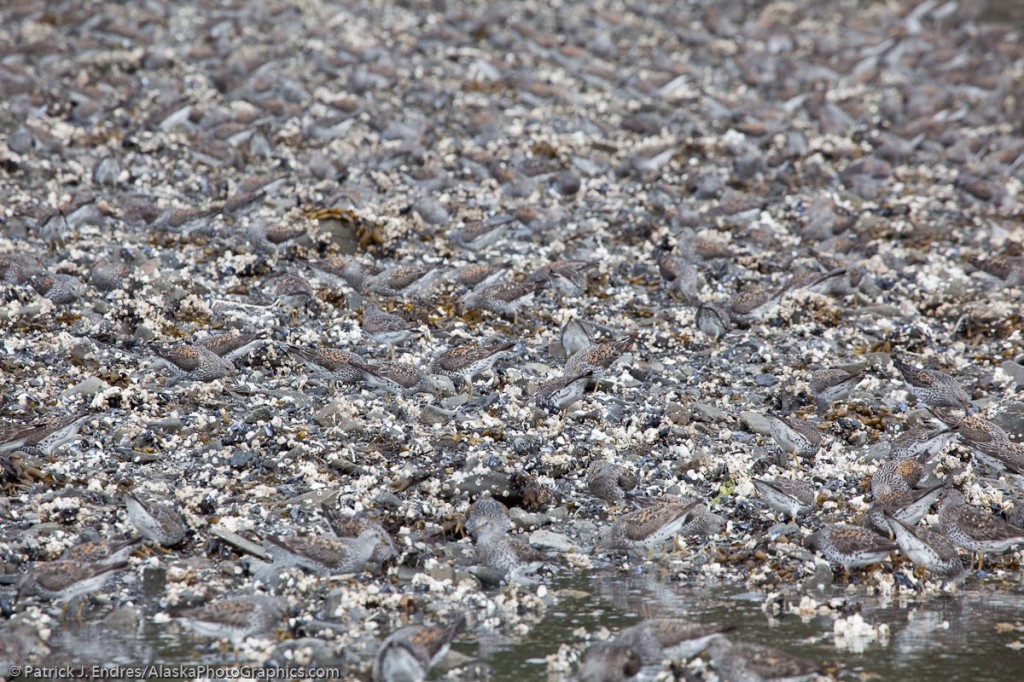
[462,570,1024,681]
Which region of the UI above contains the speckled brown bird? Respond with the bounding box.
[564,337,633,377]
[350,360,441,396]
[287,344,365,385]
[535,369,594,412]
[200,331,265,363]
[601,498,703,555]
[153,343,235,384]
[706,637,822,682]
[767,413,822,460]
[938,489,1024,570]
[176,594,285,648]
[809,367,864,415]
[587,460,639,502]
[365,264,444,298]
[17,560,127,602]
[893,356,970,410]
[431,340,515,396]
[362,300,415,355]
[462,279,542,322]
[0,411,92,455]
[613,619,733,664]
[125,493,188,547]
[373,616,466,682]
[889,518,965,582]
[265,530,388,574]
[806,523,896,573]
[888,427,956,463]
[751,477,815,520]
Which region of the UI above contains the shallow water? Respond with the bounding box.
[456,569,1024,681]
[36,568,1022,681]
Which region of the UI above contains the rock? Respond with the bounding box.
[420,404,455,425]
[667,402,690,425]
[314,401,354,427]
[694,402,728,422]
[1000,361,1024,388]
[456,467,512,497]
[141,565,167,597]
[529,529,575,552]
[60,376,109,398]
[740,411,772,435]
[992,402,1024,439]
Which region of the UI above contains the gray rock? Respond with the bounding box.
[1000,361,1024,388]
[992,402,1024,439]
[529,529,574,552]
[694,402,728,421]
[60,376,109,398]
[740,411,772,435]
[420,404,455,425]
[455,471,512,497]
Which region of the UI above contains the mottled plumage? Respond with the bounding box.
[728,285,785,326]
[200,332,265,362]
[871,458,924,500]
[865,485,944,537]
[809,367,863,415]
[535,370,593,412]
[450,216,513,251]
[176,594,285,646]
[30,273,84,304]
[125,493,188,547]
[431,340,514,390]
[0,411,92,455]
[767,413,822,459]
[587,460,638,502]
[565,338,633,377]
[890,518,965,582]
[751,478,815,520]
[465,498,544,579]
[615,619,732,664]
[17,560,126,602]
[706,637,822,682]
[154,343,235,384]
[272,272,314,308]
[246,220,306,253]
[324,510,398,565]
[531,260,593,296]
[365,264,444,298]
[454,263,507,288]
[889,427,956,463]
[657,246,700,304]
[462,279,541,318]
[695,303,730,342]
[306,255,373,291]
[938,489,1024,569]
[351,360,441,396]
[893,357,970,409]
[373,616,466,682]
[806,524,896,572]
[265,530,386,574]
[362,301,415,349]
[287,344,365,384]
[602,498,703,553]
[61,536,141,566]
